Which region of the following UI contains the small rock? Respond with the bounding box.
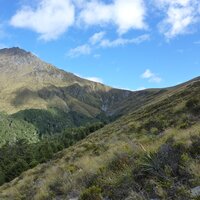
[191,186,200,197]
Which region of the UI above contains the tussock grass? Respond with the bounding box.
[0,79,200,199]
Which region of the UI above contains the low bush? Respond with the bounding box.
[186,98,200,115]
[79,186,102,200]
[107,152,131,172]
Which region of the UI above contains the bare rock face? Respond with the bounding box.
[0,47,38,68]
[0,47,93,91]
[0,47,62,79]
[0,47,30,56]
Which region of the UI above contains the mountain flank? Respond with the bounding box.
[0,71,199,199]
[0,47,168,139]
[0,47,199,199]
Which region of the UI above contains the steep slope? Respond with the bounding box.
[1,48,198,119]
[0,47,132,116]
[0,47,174,138]
[0,77,199,199]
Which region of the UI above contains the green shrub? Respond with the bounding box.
[141,118,166,133]
[79,186,103,200]
[0,168,5,185]
[125,191,145,200]
[108,152,131,172]
[186,98,200,115]
[6,159,29,181]
[177,114,191,129]
[150,127,159,135]
[174,185,191,200]
[140,152,164,179]
[189,135,200,158]
[139,138,189,180]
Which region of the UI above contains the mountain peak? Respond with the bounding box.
[0,47,31,56]
[0,47,42,73]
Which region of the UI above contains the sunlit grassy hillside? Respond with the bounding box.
[0,77,199,200]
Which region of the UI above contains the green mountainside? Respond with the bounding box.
[0,71,199,199]
[0,47,199,199]
[0,47,168,142]
[0,47,132,117]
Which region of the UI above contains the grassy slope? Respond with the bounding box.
[0,48,104,115]
[0,48,131,117]
[0,47,175,121]
[1,48,183,145]
[0,78,199,199]
[1,48,182,153]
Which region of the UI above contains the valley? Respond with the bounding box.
[0,48,199,200]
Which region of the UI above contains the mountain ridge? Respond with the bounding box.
[0,47,132,116]
[0,47,199,124]
[1,47,199,124]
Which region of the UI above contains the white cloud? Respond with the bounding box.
[113,86,133,91]
[155,0,191,7]
[67,33,149,57]
[134,87,146,91]
[67,44,91,57]
[150,76,162,83]
[74,74,103,83]
[100,34,150,48]
[141,69,154,79]
[89,31,106,45]
[8,0,200,41]
[67,31,105,58]
[141,69,162,83]
[85,76,103,83]
[114,0,147,34]
[74,73,103,83]
[78,0,147,34]
[10,0,75,41]
[77,1,113,26]
[155,0,200,38]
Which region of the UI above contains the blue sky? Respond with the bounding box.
[1,0,200,90]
